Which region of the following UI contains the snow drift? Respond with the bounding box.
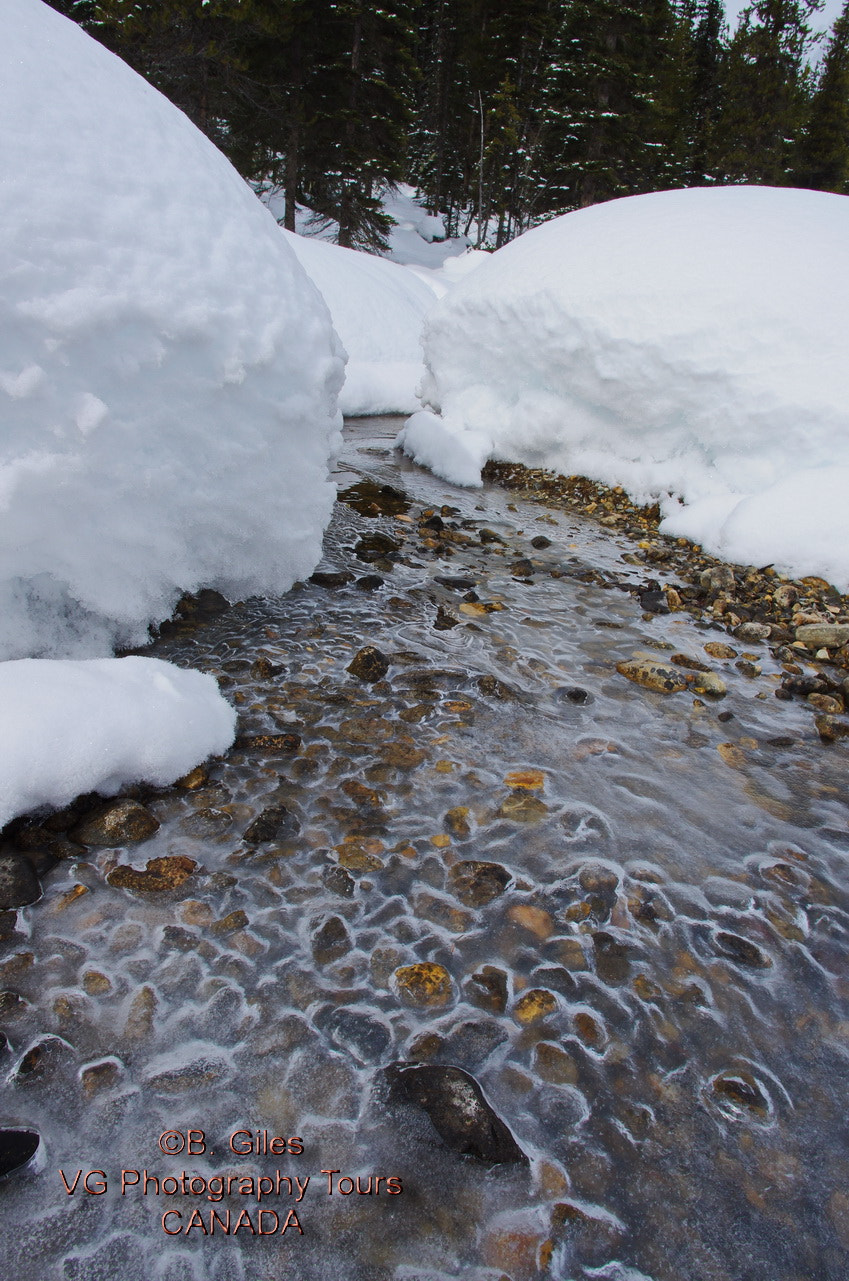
[283,230,436,415]
[0,657,236,830]
[0,0,344,660]
[398,186,849,588]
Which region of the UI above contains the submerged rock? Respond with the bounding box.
[0,854,42,910]
[0,1128,41,1181]
[386,1062,528,1165]
[347,645,390,682]
[615,659,687,694]
[107,855,197,893]
[72,799,159,847]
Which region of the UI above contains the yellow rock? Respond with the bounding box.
[504,769,546,790]
[393,962,453,1008]
[717,742,747,769]
[513,988,557,1024]
[430,834,451,849]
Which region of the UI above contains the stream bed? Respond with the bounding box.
[2,417,848,1281]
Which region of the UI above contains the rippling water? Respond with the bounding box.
[2,418,849,1281]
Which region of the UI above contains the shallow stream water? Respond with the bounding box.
[2,418,848,1281]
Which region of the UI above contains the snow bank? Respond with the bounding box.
[0,657,235,830]
[283,231,436,415]
[0,0,344,660]
[399,186,849,588]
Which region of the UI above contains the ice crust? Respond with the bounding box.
[0,657,236,829]
[398,186,849,588]
[0,0,344,661]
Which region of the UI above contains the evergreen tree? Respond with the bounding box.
[795,0,849,190]
[718,0,824,183]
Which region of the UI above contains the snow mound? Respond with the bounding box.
[398,186,849,588]
[0,657,235,829]
[0,0,344,660]
[283,231,436,415]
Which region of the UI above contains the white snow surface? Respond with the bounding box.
[282,230,437,415]
[0,657,236,830]
[399,186,849,588]
[0,0,344,661]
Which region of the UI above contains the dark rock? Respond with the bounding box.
[511,558,535,577]
[347,646,390,682]
[311,915,351,965]
[309,571,354,589]
[355,575,385,591]
[354,533,400,564]
[815,714,849,743]
[420,514,444,532]
[477,674,517,700]
[0,854,42,910]
[107,855,197,893]
[636,580,668,613]
[338,481,410,517]
[322,865,355,898]
[386,1062,528,1165]
[176,588,230,618]
[14,1035,74,1084]
[235,732,301,754]
[434,576,478,591]
[592,931,630,984]
[316,1006,391,1064]
[450,861,512,907]
[530,536,552,549]
[712,1070,770,1117]
[442,1019,509,1068]
[71,800,160,847]
[713,930,771,968]
[250,656,284,680]
[556,686,592,706]
[0,1128,41,1181]
[479,528,504,544]
[434,606,460,631]
[465,966,509,1014]
[243,805,301,844]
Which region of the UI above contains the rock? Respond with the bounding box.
[434,575,478,591]
[355,575,384,591]
[317,1007,391,1064]
[637,580,668,613]
[712,1070,770,1117]
[234,732,301,754]
[341,779,384,810]
[808,693,844,715]
[442,1018,509,1068]
[795,623,849,650]
[465,966,509,1014]
[309,571,354,589]
[107,855,197,892]
[381,740,426,769]
[123,985,157,1041]
[80,1057,124,1097]
[322,865,355,898]
[311,915,352,965]
[689,670,727,698]
[700,566,736,594]
[704,641,737,659]
[534,1043,579,1085]
[0,854,41,911]
[507,904,554,939]
[815,714,849,742]
[414,891,474,933]
[713,930,772,968]
[733,621,771,643]
[210,909,248,937]
[530,535,552,549]
[243,805,300,843]
[477,674,517,700]
[72,799,159,846]
[578,862,619,895]
[354,532,400,563]
[451,861,512,907]
[434,605,460,630]
[671,652,711,672]
[573,1011,605,1048]
[496,791,549,823]
[592,931,630,984]
[513,989,557,1024]
[338,480,410,517]
[175,765,209,790]
[0,1128,41,1181]
[444,806,471,838]
[386,1063,528,1165]
[556,686,592,705]
[479,528,505,544]
[615,659,687,694]
[347,645,390,682]
[393,962,453,1008]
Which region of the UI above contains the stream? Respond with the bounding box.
[1,416,848,1281]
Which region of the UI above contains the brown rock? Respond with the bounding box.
[704,641,738,659]
[107,855,197,892]
[347,645,390,682]
[513,988,557,1024]
[465,965,509,1014]
[450,860,512,907]
[507,904,554,940]
[615,659,687,694]
[72,799,159,847]
[123,985,157,1041]
[496,790,549,822]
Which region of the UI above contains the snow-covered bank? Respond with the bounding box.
[398,186,849,589]
[1,0,343,662]
[283,231,436,415]
[0,658,235,830]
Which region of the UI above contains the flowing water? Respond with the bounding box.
[2,417,849,1281]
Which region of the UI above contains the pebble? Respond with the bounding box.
[72,800,160,847]
[347,645,390,682]
[107,855,197,892]
[616,658,687,694]
[450,861,512,907]
[513,989,557,1024]
[393,962,453,1007]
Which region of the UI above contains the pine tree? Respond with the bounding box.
[795,0,849,190]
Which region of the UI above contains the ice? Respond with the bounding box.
[0,0,344,661]
[398,186,849,588]
[0,656,235,829]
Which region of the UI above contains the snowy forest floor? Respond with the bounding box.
[2,418,849,1280]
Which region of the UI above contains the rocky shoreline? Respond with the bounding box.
[484,459,849,740]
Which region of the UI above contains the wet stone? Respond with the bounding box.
[322,865,356,898]
[355,575,384,591]
[0,854,42,910]
[496,791,549,823]
[243,805,300,844]
[354,532,400,563]
[578,862,620,896]
[107,855,197,893]
[616,659,687,694]
[513,989,557,1024]
[556,686,592,705]
[312,915,352,965]
[309,570,354,589]
[0,1128,41,1181]
[592,931,630,984]
[234,732,301,754]
[210,909,248,937]
[385,1062,528,1165]
[477,674,517,700]
[347,645,390,682]
[338,480,410,517]
[80,1057,123,1097]
[815,714,849,742]
[317,1006,391,1065]
[795,622,849,649]
[393,962,453,1008]
[530,535,552,549]
[451,861,512,907]
[465,966,509,1014]
[534,1042,579,1085]
[441,1018,509,1069]
[712,1070,770,1118]
[72,800,160,847]
[713,930,772,969]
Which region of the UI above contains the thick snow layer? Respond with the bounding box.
[283,230,437,415]
[0,657,235,829]
[399,186,849,588]
[0,0,344,660]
